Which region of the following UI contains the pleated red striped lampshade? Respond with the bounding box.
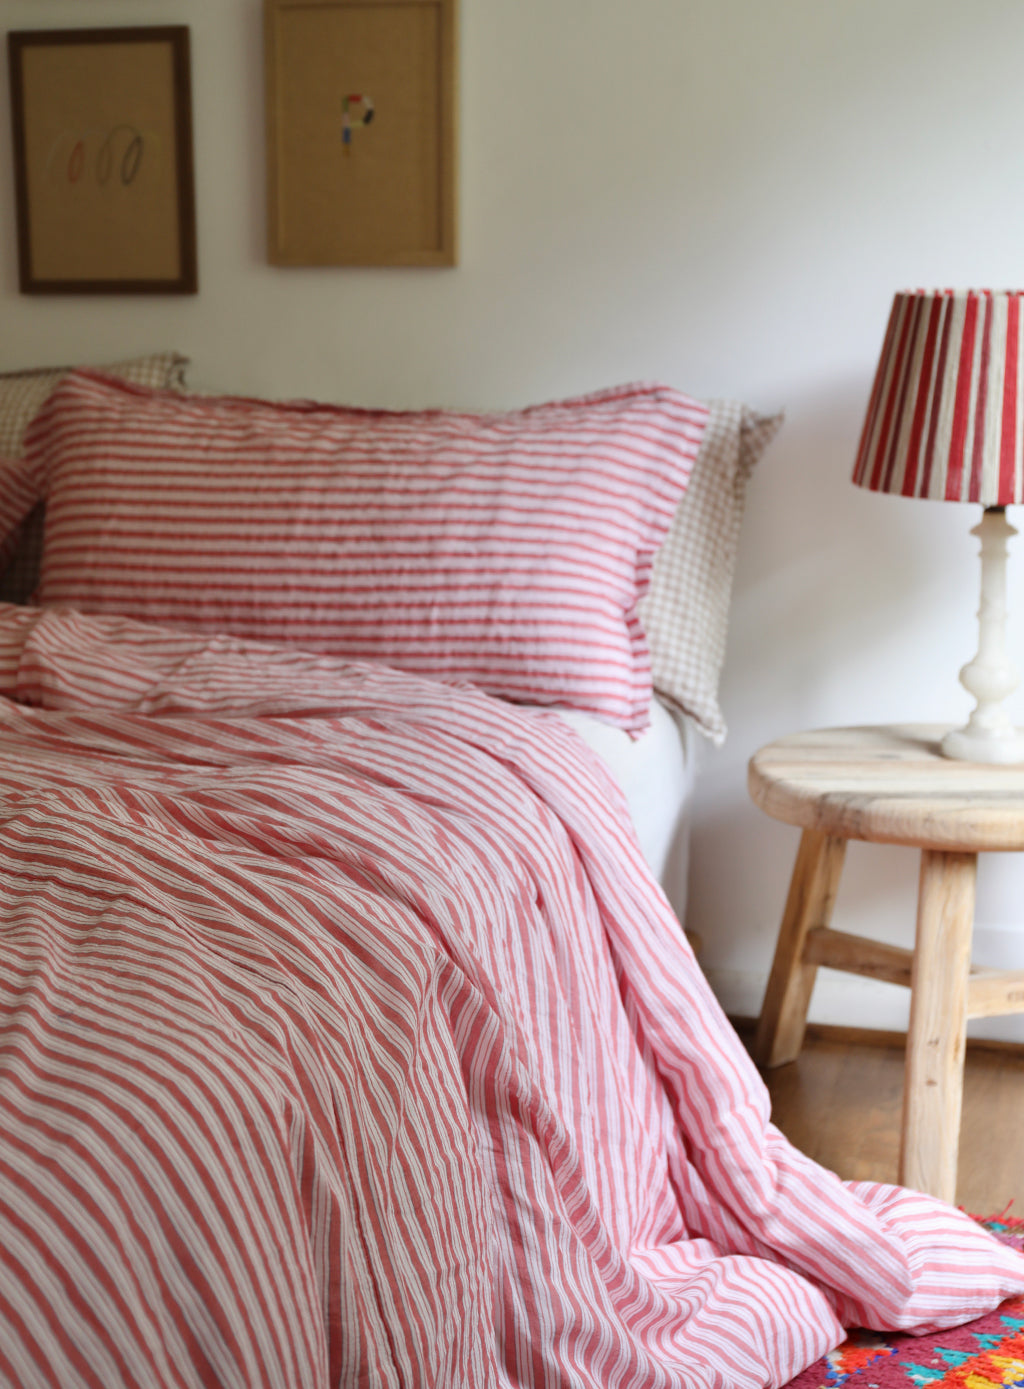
[853,288,1024,506]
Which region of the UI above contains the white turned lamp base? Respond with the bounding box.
[941,723,1024,764]
[941,506,1024,764]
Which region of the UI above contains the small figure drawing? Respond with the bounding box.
[341,93,375,155]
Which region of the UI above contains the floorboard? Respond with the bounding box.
[733,1023,1024,1216]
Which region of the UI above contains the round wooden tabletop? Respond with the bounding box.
[748,724,1024,852]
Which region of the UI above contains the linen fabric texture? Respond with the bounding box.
[0,603,1022,1389]
[19,370,709,732]
[0,352,189,602]
[641,400,781,743]
[0,351,189,459]
[0,367,779,740]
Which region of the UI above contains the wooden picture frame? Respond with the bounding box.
[265,0,457,267]
[7,26,197,295]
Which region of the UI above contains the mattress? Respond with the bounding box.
[555,695,697,920]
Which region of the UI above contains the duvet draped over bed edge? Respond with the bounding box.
[0,603,1021,1389]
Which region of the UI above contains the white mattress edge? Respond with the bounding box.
[551,697,699,921]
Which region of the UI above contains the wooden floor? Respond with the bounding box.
[736,1023,1024,1216]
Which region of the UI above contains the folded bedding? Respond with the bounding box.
[0,605,1021,1389]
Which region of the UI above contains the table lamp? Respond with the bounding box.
[853,287,1024,763]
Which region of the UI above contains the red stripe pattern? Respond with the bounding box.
[1,604,1023,1387]
[853,289,1024,505]
[22,371,709,733]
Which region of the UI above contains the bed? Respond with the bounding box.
[0,356,771,931]
[0,359,1021,1389]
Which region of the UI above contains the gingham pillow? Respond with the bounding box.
[23,371,709,732]
[0,351,189,602]
[640,400,782,743]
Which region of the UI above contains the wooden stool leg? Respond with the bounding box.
[754,829,847,1068]
[899,849,977,1204]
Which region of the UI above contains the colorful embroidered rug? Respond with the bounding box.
[786,1216,1024,1388]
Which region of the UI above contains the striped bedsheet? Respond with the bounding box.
[0,604,1022,1389]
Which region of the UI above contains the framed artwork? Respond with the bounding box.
[264,0,457,267]
[7,26,198,294]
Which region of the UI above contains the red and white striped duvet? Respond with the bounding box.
[0,605,1022,1389]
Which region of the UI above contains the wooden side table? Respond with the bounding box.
[750,724,1024,1204]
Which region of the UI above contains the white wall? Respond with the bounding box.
[3,0,1024,1036]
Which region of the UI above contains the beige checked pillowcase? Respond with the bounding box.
[640,400,782,745]
[0,352,189,602]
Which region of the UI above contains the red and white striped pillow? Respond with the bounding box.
[0,352,189,597]
[21,371,708,731]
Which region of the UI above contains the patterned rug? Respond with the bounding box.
[785,1216,1024,1388]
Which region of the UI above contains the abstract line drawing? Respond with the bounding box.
[45,125,149,189]
[97,125,145,186]
[7,24,197,293]
[341,93,374,154]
